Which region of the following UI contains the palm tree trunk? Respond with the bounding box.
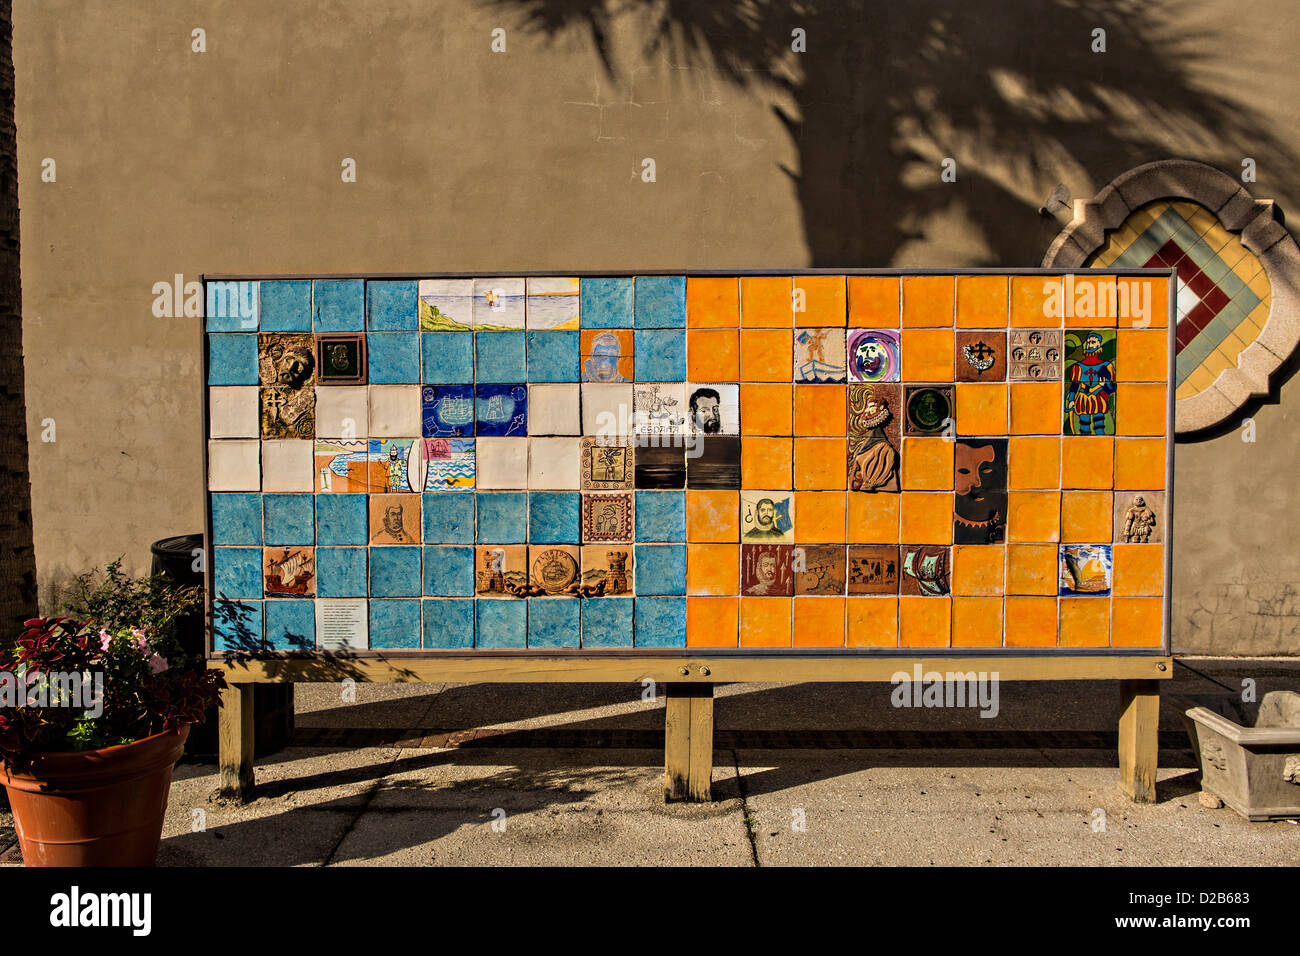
[0,0,38,634]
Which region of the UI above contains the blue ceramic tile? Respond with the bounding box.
[211,493,262,545]
[422,492,475,544]
[369,599,421,649]
[581,597,635,647]
[477,492,528,543]
[526,331,579,382]
[213,599,263,651]
[207,334,258,385]
[205,280,259,332]
[258,280,312,331]
[581,277,634,328]
[313,279,365,332]
[529,492,580,544]
[213,547,262,600]
[316,494,369,546]
[264,599,315,651]
[423,384,477,438]
[370,546,422,597]
[635,596,687,647]
[367,279,419,331]
[262,493,315,546]
[634,276,686,329]
[476,598,527,648]
[422,598,475,648]
[527,597,580,648]
[475,384,527,437]
[633,330,686,382]
[475,331,527,383]
[634,544,687,595]
[634,490,686,541]
[368,332,420,384]
[317,547,368,598]
[421,332,474,384]
[421,545,475,597]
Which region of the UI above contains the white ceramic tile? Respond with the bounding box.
[528,437,582,490]
[581,383,633,437]
[633,382,687,438]
[529,384,581,435]
[473,277,526,330]
[209,386,259,439]
[315,599,369,650]
[418,279,475,330]
[261,439,315,492]
[525,276,580,330]
[207,440,260,491]
[370,385,422,437]
[475,437,529,489]
[686,382,740,436]
[315,386,369,439]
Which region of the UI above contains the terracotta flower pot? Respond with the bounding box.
[0,725,189,867]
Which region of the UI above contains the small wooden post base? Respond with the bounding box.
[664,683,714,802]
[1118,678,1160,803]
[218,682,255,800]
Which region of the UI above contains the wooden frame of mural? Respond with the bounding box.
[202,269,1176,804]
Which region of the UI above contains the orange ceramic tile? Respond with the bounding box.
[951,596,1003,646]
[687,329,740,381]
[900,328,954,381]
[741,437,793,489]
[1058,597,1110,647]
[899,492,953,544]
[687,596,739,646]
[794,491,846,543]
[956,275,1008,328]
[686,490,739,542]
[847,596,899,646]
[952,545,1005,596]
[1117,384,1167,436]
[1060,437,1114,489]
[901,275,955,328]
[793,384,848,437]
[740,329,794,381]
[1006,544,1058,594]
[1008,436,1060,489]
[1111,597,1164,647]
[794,438,846,490]
[1062,276,1118,328]
[1009,382,1062,435]
[740,384,792,435]
[687,544,740,595]
[1120,277,1169,329]
[1112,544,1164,597]
[793,276,847,327]
[1117,329,1168,382]
[1010,275,1056,327]
[1004,595,1058,646]
[1060,491,1113,543]
[1007,491,1060,543]
[1113,438,1165,490]
[740,277,792,328]
[956,383,1008,435]
[847,276,900,327]
[848,493,900,543]
[686,277,739,328]
[794,596,846,646]
[740,596,792,646]
[899,596,952,646]
[901,437,955,491]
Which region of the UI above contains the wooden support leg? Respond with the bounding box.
[218,682,255,801]
[664,683,714,802]
[1118,679,1160,803]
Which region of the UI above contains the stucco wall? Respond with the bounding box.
[13,0,1300,654]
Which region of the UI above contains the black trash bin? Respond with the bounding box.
[151,534,293,758]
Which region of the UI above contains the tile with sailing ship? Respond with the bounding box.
[1008,329,1063,382]
[263,546,315,598]
[1059,544,1112,596]
[899,544,951,597]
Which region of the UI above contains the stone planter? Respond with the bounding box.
[1174,691,1300,821]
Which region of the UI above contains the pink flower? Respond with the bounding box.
[147,653,169,675]
[99,629,113,651]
